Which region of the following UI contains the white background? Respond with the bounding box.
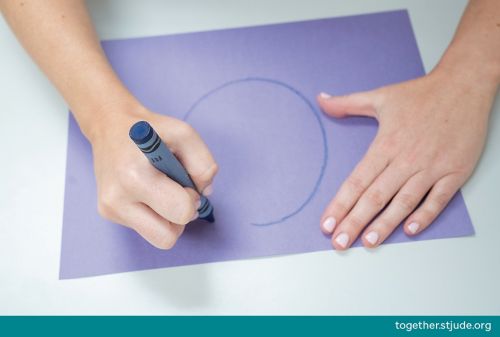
[1,0,499,314]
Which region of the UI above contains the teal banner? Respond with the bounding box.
[0,316,497,336]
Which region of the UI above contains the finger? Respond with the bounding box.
[157,120,218,194]
[317,89,380,118]
[185,187,202,220]
[135,171,199,225]
[404,174,463,236]
[361,171,434,248]
[331,162,414,250]
[320,142,389,234]
[120,203,185,250]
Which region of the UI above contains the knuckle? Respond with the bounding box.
[428,148,442,163]
[418,207,435,223]
[97,184,122,220]
[345,175,366,194]
[193,162,219,184]
[97,190,119,219]
[363,189,385,209]
[174,195,196,225]
[175,121,196,139]
[124,167,140,181]
[397,160,413,173]
[206,162,219,179]
[454,164,472,177]
[433,190,452,209]
[377,137,397,154]
[345,214,365,229]
[97,202,112,219]
[117,167,141,187]
[333,200,351,215]
[396,192,418,212]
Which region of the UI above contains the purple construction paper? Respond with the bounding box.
[60,10,474,279]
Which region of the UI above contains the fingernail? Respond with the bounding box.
[320,92,331,99]
[195,199,201,210]
[365,231,379,245]
[335,232,349,248]
[203,184,213,196]
[322,217,336,233]
[408,222,420,234]
[190,212,199,222]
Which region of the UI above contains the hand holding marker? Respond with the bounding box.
[129,121,215,223]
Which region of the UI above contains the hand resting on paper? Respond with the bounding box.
[317,0,499,250]
[318,68,496,250]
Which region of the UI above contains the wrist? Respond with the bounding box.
[434,44,500,91]
[430,55,497,119]
[72,95,151,144]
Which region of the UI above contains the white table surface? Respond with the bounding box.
[1,0,499,315]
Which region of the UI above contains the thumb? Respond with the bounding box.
[317,90,380,119]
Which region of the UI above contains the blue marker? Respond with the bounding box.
[129,121,215,223]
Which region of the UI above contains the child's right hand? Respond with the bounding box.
[82,104,218,249]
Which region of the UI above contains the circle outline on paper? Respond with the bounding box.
[183,77,328,226]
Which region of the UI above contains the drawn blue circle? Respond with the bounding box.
[182,77,328,226]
